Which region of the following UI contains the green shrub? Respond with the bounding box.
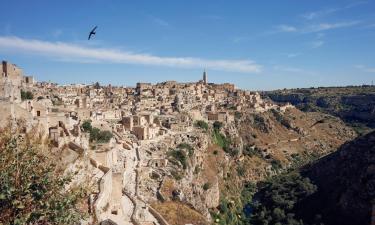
[97,130,113,143]
[270,159,283,171]
[0,125,86,224]
[20,90,33,100]
[213,121,223,130]
[81,120,92,132]
[168,149,188,169]
[171,170,183,180]
[212,130,234,156]
[243,145,263,158]
[177,143,194,157]
[195,120,208,131]
[89,127,100,142]
[249,173,317,225]
[85,122,112,143]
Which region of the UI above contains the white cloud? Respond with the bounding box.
[0,36,262,73]
[355,65,375,73]
[149,16,170,27]
[276,21,359,34]
[311,40,324,48]
[306,21,360,32]
[273,65,315,75]
[286,53,300,58]
[302,1,368,20]
[277,25,298,32]
[302,8,339,20]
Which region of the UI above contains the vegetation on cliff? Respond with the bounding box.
[20,89,33,100]
[0,122,87,225]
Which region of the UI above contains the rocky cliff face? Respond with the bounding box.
[297,131,375,225]
[148,107,358,224]
[265,86,375,129]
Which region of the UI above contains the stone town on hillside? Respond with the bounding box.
[0,60,293,225]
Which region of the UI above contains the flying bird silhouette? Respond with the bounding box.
[88,26,97,40]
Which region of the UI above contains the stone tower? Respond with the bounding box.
[203,69,207,84]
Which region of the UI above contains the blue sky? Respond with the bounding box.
[0,0,374,90]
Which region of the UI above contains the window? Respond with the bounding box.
[37,111,40,116]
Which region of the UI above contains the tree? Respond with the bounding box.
[97,130,113,143]
[213,121,223,130]
[194,120,208,131]
[249,172,317,225]
[0,122,86,224]
[89,127,100,142]
[81,120,92,132]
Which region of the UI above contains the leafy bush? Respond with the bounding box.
[177,143,194,157]
[0,124,86,224]
[212,130,235,156]
[195,120,208,131]
[83,121,112,143]
[270,159,283,171]
[213,121,223,130]
[97,130,113,143]
[170,170,183,180]
[20,90,33,100]
[81,120,92,132]
[89,127,100,142]
[168,149,188,169]
[243,145,263,158]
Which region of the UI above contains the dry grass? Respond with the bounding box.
[151,201,208,225]
[159,177,176,200]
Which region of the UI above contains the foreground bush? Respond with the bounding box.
[0,123,86,224]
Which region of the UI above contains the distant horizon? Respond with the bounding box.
[1,1,374,90]
[11,59,373,92]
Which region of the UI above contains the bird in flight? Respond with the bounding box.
[88,26,97,40]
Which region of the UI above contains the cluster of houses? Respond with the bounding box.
[1,60,297,224]
[1,60,286,144]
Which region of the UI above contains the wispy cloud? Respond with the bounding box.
[286,53,300,58]
[311,40,325,48]
[301,1,368,20]
[355,65,375,73]
[149,15,170,27]
[306,21,361,32]
[302,8,339,20]
[276,20,360,35]
[0,36,262,73]
[52,29,63,38]
[273,65,316,75]
[277,25,297,32]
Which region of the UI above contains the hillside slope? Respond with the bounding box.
[264,86,375,132]
[298,130,375,225]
